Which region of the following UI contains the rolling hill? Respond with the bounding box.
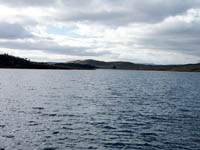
[1,54,199,72]
[0,54,95,70]
[67,59,200,72]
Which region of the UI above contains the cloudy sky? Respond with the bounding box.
[0,0,200,64]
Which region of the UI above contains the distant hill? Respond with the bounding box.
[0,54,95,70]
[67,59,200,72]
[68,59,108,67]
[55,63,96,70]
[1,54,199,71]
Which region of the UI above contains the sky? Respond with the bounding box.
[0,0,200,64]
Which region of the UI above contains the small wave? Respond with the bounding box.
[32,107,45,110]
[0,125,5,128]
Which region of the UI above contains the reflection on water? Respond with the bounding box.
[0,69,200,150]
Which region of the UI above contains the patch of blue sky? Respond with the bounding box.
[47,25,100,38]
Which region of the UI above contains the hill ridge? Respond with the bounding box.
[0,54,199,72]
[66,59,200,72]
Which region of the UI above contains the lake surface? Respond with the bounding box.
[0,69,200,150]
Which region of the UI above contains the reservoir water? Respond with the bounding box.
[0,69,200,150]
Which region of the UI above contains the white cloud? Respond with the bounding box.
[0,0,199,64]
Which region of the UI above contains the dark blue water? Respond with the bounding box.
[0,69,200,150]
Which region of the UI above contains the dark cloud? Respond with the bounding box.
[55,0,200,25]
[56,11,128,26]
[61,0,93,7]
[136,18,200,56]
[0,0,200,63]
[0,22,33,39]
[2,0,200,25]
[0,0,56,7]
[0,40,110,56]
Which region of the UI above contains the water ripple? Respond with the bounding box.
[0,69,199,149]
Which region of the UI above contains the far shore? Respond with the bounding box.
[0,54,200,72]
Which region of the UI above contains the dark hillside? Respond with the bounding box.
[0,54,94,70]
